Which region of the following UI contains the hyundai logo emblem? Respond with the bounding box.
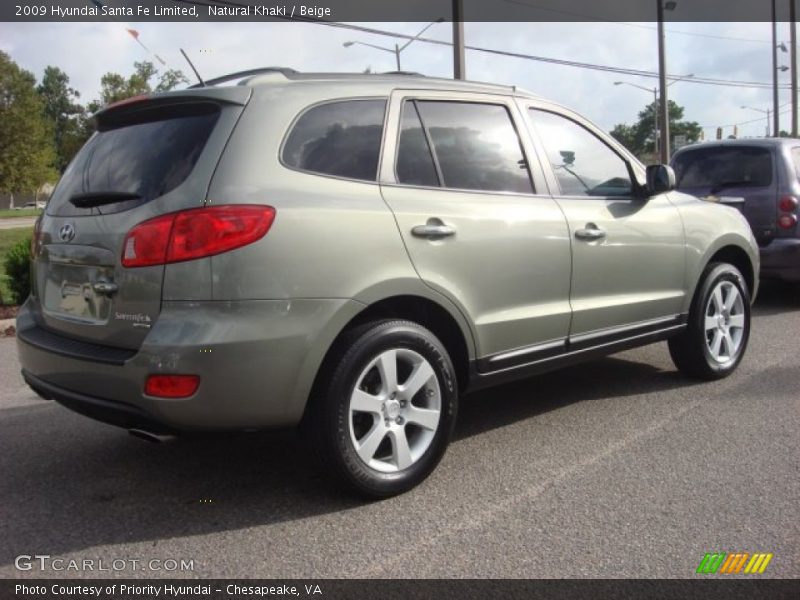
[58,223,76,243]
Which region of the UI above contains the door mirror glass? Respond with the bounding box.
[646,164,676,195]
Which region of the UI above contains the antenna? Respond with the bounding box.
[180,48,205,87]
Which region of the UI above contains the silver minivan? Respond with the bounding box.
[17,69,758,496]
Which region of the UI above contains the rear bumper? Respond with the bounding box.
[760,238,800,282]
[22,370,175,434]
[16,298,364,431]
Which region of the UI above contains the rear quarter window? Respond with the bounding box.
[282,99,387,182]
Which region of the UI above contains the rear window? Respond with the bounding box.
[48,103,220,217]
[281,99,386,181]
[672,146,773,189]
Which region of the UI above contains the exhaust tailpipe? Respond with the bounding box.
[128,429,176,444]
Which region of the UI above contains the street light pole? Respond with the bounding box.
[614,74,692,158]
[657,0,671,163]
[343,19,444,72]
[742,105,772,137]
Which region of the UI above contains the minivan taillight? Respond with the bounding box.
[778,195,798,213]
[122,205,276,268]
[31,215,44,258]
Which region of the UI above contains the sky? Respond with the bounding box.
[0,20,796,140]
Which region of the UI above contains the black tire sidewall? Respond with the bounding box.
[692,263,751,376]
[324,321,458,497]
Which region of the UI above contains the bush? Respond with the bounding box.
[3,237,31,305]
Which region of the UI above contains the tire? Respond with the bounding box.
[307,319,458,498]
[668,262,751,380]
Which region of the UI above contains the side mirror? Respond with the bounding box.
[646,164,676,195]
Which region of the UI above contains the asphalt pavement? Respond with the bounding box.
[0,282,798,579]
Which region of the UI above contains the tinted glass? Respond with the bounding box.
[396,101,439,187]
[48,104,220,217]
[790,147,800,180]
[672,146,772,189]
[415,101,533,194]
[529,109,632,197]
[282,99,386,181]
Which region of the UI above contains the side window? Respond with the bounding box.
[396,101,440,187]
[282,99,386,181]
[413,101,534,194]
[529,109,632,197]
[791,147,800,180]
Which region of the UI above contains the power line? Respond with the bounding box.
[316,21,789,90]
[501,0,775,45]
[167,1,792,90]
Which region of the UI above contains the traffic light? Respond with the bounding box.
[716,127,723,140]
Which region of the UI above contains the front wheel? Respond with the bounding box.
[308,319,458,498]
[669,262,751,380]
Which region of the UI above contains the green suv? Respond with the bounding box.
[17,69,758,497]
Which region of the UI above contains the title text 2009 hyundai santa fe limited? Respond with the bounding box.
[17,70,758,496]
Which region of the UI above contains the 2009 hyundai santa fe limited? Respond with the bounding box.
[17,69,759,497]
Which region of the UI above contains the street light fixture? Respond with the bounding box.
[343,18,444,71]
[614,73,693,156]
[741,105,772,137]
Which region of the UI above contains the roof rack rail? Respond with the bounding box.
[188,67,298,89]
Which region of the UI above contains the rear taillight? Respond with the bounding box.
[144,374,200,398]
[778,195,798,212]
[777,195,798,230]
[31,215,44,258]
[778,213,798,229]
[122,205,276,268]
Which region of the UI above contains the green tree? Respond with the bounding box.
[92,61,189,108]
[80,61,190,144]
[0,51,57,207]
[610,100,702,160]
[37,66,86,172]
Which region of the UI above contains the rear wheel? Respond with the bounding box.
[669,262,751,380]
[308,319,458,498]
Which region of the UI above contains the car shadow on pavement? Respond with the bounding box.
[0,350,694,571]
[752,280,800,317]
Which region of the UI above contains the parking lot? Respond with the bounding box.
[0,282,798,579]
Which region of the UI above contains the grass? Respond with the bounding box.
[0,227,32,305]
[0,208,42,218]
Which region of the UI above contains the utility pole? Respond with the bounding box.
[453,0,466,80]
[791,0,798,137]
[657,1,670,163]
[773,0,780,137]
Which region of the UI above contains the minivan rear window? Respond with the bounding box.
[48,103,221,217]
[673,146,773,189]
[282,99,386,181]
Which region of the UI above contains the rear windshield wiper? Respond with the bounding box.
[69,192,141,208]
[709,180,757,194]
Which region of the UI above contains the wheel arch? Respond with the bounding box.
[686,239,757,312]
[297,294,475,427]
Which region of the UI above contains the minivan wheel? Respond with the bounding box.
[308,319,458,498]
[668,262,751,380]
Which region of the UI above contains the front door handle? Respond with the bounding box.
[574,224,606,241]
[412,219,456,239]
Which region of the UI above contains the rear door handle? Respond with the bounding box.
[574,224,606,241]
[412,219,456,239]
